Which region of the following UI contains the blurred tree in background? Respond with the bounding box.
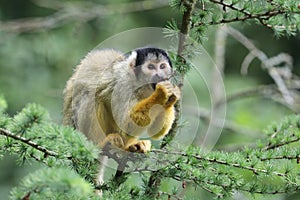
[0,0,300,199]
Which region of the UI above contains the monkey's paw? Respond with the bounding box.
[155,81,180,107]
[126,140,151,153]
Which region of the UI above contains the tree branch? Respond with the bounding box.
[0,0,169,33]
[151,149,287,177]
[147,0,197,197]
[161,0,196,148]
[177,0,197,56]
[214,84,300,113]
[0,127,65,158]
[263,137,300,151]
[260,155,300,162]
[225,26,297,106]
[194,0,296,28]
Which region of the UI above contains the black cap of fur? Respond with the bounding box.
[134,47,172,68]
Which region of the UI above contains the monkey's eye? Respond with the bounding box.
[148,64,156,70]
[160,63,166,69]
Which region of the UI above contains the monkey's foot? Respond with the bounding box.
[156,81,180,107]
[126,140,151,153]
[101,133,125,149]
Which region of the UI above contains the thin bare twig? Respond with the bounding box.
[211,25,227,105]
[0,0,169,33]
[225,26,295,106]
[215,84,300,112]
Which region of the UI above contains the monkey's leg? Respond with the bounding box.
[100,133,125,149]
[96,134,124,195]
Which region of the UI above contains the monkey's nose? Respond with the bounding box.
[151,74,164,83]
[150,74,165,90]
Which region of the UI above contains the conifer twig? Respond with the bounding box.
[0,127,66,158]
[263,138,300,151]
[151,149,287,177]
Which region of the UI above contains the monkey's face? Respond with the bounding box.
[134,51,172,90]
[140,59,172,90]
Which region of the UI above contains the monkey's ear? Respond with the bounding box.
[126,51,137,68]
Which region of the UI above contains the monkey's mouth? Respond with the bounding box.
[150,75,166,90]
[151,83,157,90]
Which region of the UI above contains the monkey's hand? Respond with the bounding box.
[130,81,180,127]
[154,81,180,108]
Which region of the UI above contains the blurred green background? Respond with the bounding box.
[0,0,299,199]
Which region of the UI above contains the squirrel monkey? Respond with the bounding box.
[63,47,180,153]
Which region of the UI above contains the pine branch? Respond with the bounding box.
[151,149,286,177]
[0,121,99,183]
[210,0,286,20]
[173,173,298,196]
[167,164,298,197]
[194,1,298,28]
[260,155,300,162]
[10,167,95,199]
[209,0,251,16]
[264,137,300,151]
[0,127,61,158]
